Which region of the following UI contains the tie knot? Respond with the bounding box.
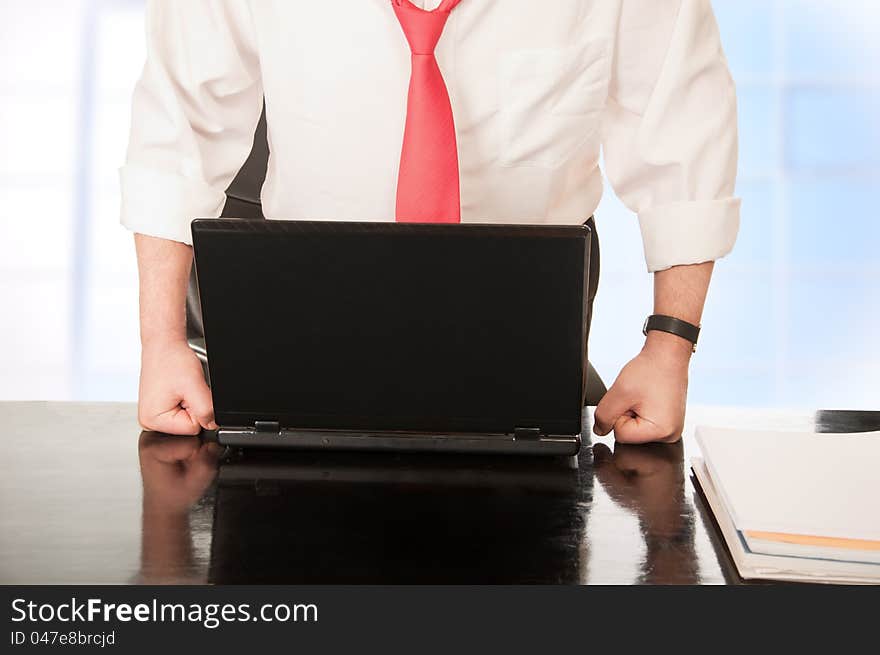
[391,0,461,55]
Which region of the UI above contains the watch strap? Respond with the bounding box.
[642,314,701,352]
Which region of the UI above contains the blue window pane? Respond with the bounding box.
[713,0,776,77]
[787,179,880,267]
[784,0,880,78]
[779,360,880,409]
[785,276,880,367]
[699,272,775,370]
[689,367,776,406]
[786,89,880,169]
[737,87,778,178]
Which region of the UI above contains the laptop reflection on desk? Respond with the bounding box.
[208,449,589,584]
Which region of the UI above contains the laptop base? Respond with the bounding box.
[217,427,581,456]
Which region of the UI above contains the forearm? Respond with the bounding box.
[134,233,193,348]
[645,262,714,361]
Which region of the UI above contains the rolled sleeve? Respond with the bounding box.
[120,0,263,244]
[638,197,740,272]
[119,164,227,245]
[602,0,741,272]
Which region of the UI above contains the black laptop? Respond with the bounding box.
[191,219,590,456]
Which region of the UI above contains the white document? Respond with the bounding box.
[692,458,880,584]
[695,426,880,542]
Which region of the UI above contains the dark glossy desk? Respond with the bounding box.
[0,402,872,584]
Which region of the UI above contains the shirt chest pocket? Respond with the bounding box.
[498,41,611,168]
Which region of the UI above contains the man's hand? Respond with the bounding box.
[134,233,213,435]
[593,261,714,444]
[593,333,689,443]
[138,340,216,435]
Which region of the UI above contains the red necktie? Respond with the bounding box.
[391,0,462,223]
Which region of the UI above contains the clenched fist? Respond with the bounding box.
[137,340,216,435]
[593,332,690,444]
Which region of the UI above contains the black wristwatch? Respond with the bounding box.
[642,314,701,353]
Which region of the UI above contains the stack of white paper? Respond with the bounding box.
[692,426,880,584]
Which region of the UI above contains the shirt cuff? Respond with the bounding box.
[638,198,741,273]
[119,164,227,245]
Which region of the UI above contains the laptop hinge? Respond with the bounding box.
[514,427,542,440]
[254,420,281,434]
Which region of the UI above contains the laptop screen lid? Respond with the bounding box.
[191,220,590,437]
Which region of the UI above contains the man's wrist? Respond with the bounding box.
[141,332,188,353]
[643,329,693,364]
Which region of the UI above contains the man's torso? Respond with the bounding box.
[246,0,652,224]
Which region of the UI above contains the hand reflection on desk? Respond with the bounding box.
[592,440,699,584]
[137,431,222,584]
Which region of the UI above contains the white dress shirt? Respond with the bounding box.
[120,0,740,272]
